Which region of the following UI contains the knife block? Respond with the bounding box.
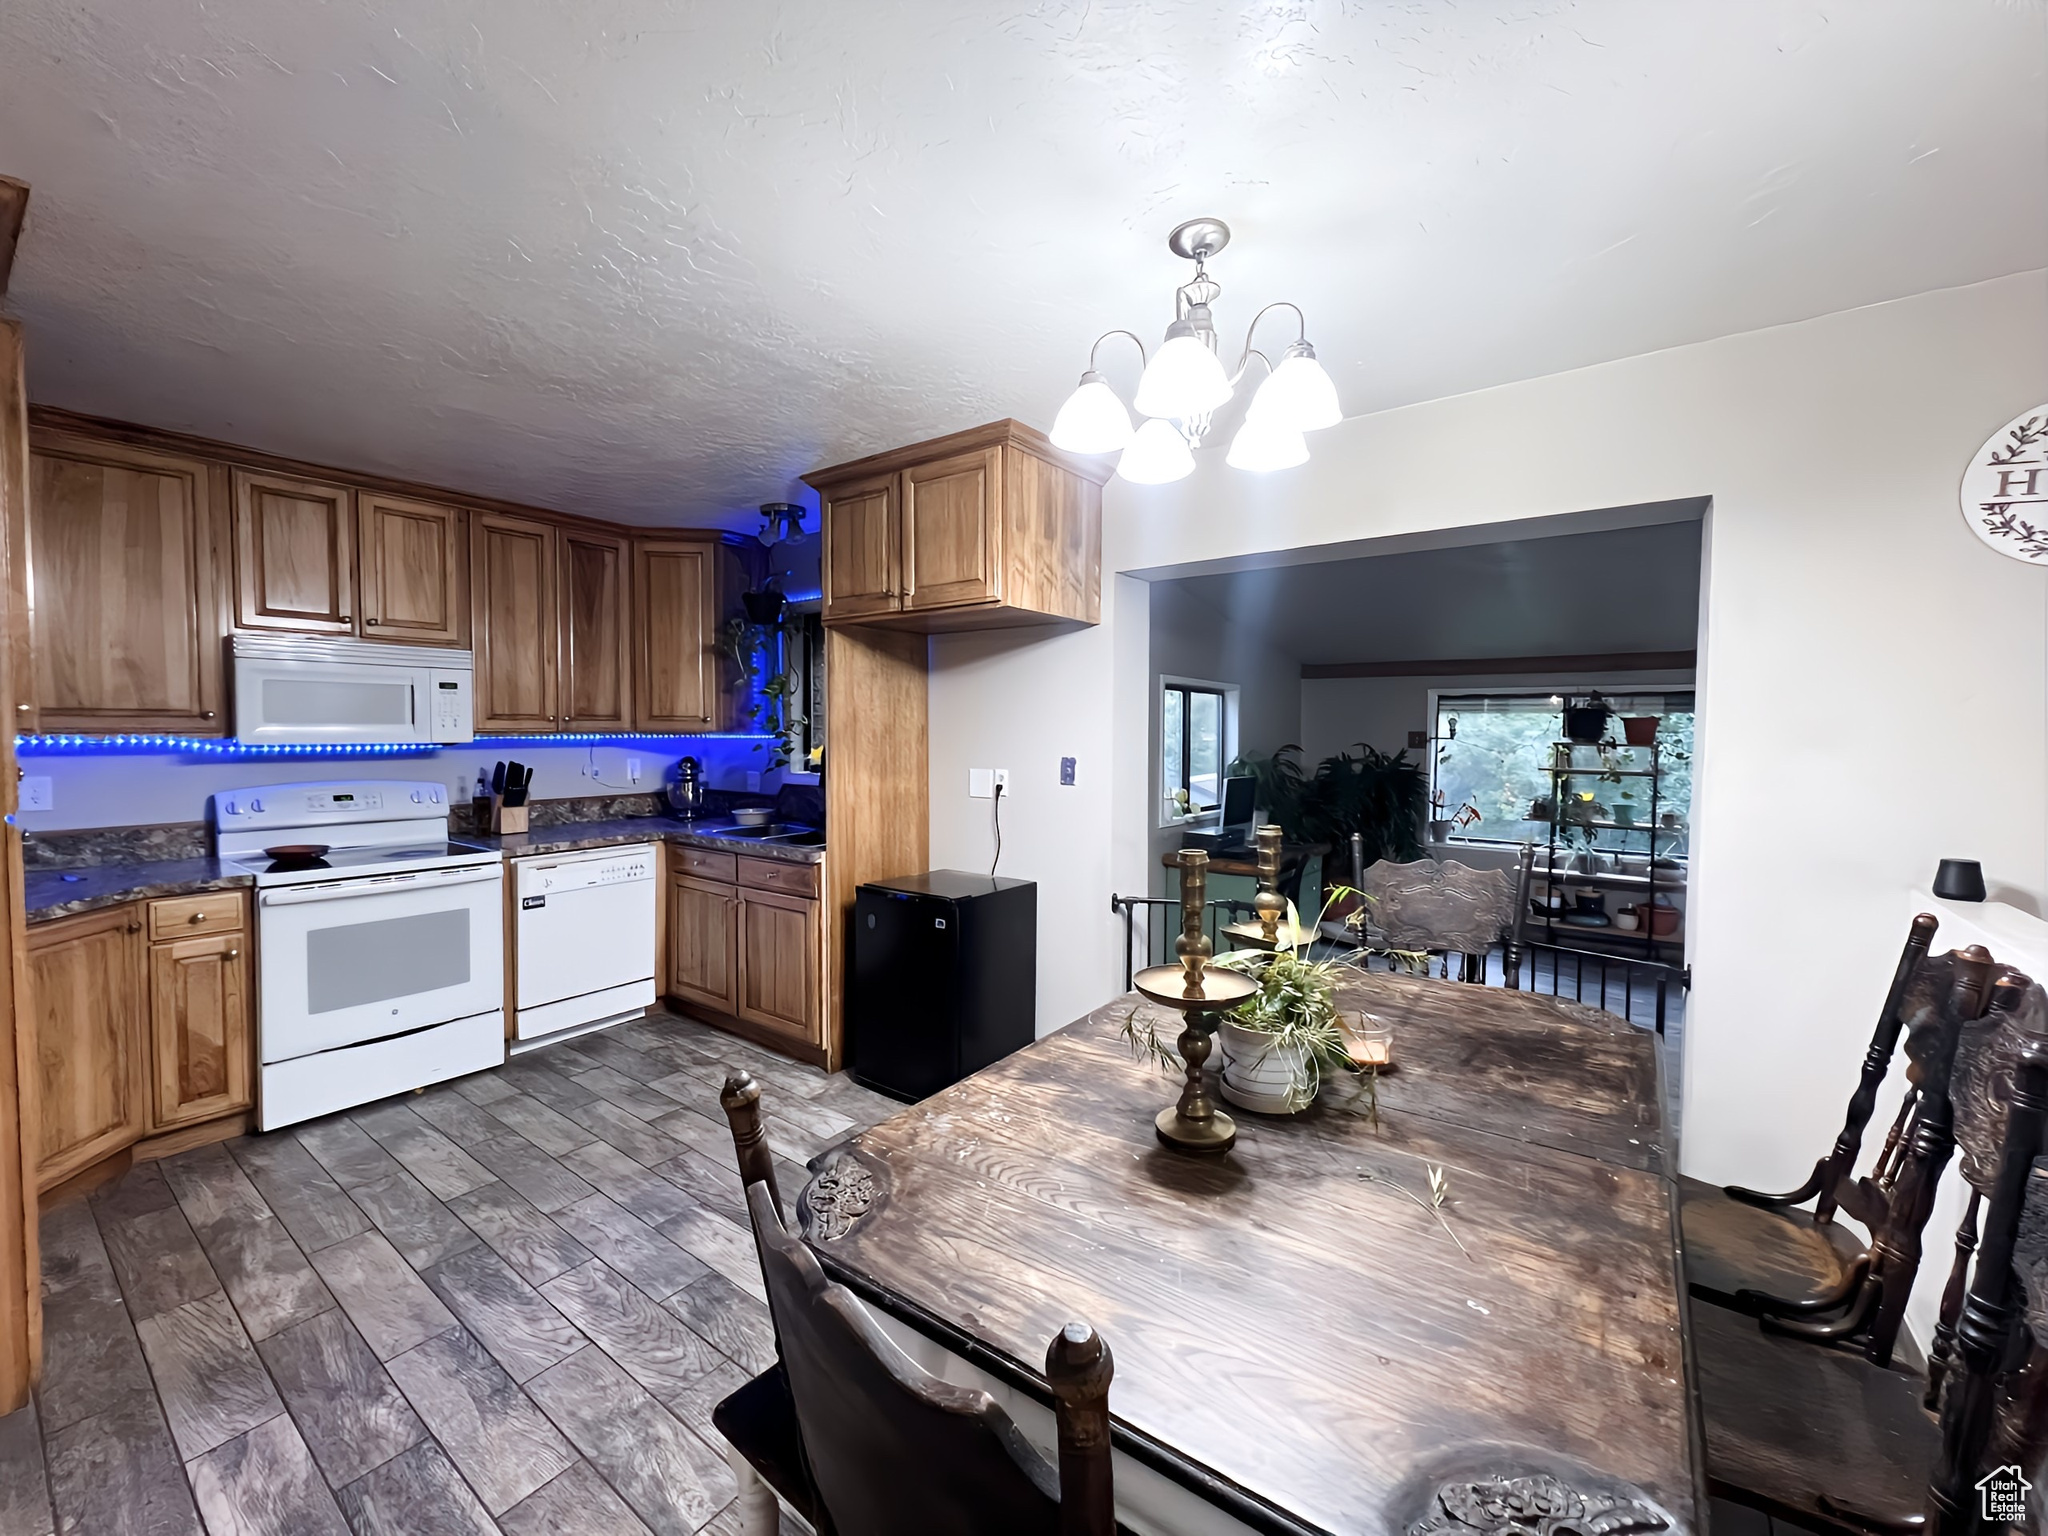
[491,797,529,835]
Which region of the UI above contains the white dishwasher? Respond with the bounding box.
[513,843,657,1048]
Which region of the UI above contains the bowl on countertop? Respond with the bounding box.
[729,807,774,828]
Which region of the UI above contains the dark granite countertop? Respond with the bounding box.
[472,816,827,865]
[23,816,824,922]
[25,859,254,924]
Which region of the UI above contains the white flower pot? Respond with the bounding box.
[1217,1020,1316,1115]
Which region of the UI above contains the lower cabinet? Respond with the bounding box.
[666,854,823,1059]
[29,906,148,1191]
[30,891,254,1192]
[149,931,251,1131]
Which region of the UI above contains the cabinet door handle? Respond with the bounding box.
[202,711,217,720]
[365,618,379,626]
[13,702,28,713]
[225,948,239,960]
[338,615,351,624]
[125,921,141,933]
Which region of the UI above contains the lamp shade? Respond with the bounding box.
[1049,371,1134,455]
[1225,416,1309,472]
[1246,344,1342,432]
[1133,331,1234,420]
[1116,418,1196,484]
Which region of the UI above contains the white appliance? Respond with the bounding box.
[513,844,657,1048]
[231,634,473,746]
[213,780,504,1130]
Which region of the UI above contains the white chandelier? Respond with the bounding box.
[1049,218,1341,484]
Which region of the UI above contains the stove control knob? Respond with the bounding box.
[429,788,442,804]
[250,799,264,813]
[411,790,423,803]
[222,799,238,817]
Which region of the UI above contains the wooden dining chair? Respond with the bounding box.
[1357,851,1532,983]
[1694,968,2048,1534]
[716,1071,1120,1536]
[1680,915,1953,1365]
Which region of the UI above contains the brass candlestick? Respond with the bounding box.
[1131,849,1253,1154]
[1252,824,1286,945]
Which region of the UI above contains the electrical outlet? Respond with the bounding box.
[992,768,1010,795]
[627,757,643,783]
[969,768,994,799]
[17,775,51,812]
[1059,757,1076,786]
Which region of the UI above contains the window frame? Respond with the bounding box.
[1426,684,1694,853]
[1159,677,1236,829]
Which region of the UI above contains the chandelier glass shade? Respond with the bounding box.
[1047,370,1134,455]
[1116,418,1198,484]
[1049,219,1339,481]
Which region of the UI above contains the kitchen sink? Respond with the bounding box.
[692,821,825,846]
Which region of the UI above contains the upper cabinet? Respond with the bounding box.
[634,536,719,731]
[359,493,468,646]
[233,469,355,634]
[806,419,1107,632]
[560,527,630,730]
[471,512,559,732]
[28,430,224,733]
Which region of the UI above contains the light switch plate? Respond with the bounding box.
[1059,757,1076,786]
[17,775,50,812]
[969,768,994,799]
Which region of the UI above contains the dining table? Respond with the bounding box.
[795,969,1701,1536]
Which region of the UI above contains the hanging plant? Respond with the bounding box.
[719,617,808,771]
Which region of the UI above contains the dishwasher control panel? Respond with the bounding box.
[516,844,656,900]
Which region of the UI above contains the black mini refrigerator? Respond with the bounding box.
[850,871,1036,1102]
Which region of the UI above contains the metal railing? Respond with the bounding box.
[1510,941,1687,1034]
[1108,893,1257,992]
[1112,893,1687,1034]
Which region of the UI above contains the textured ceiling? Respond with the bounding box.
[1163,519,1704,665]
[0,2,2042,530]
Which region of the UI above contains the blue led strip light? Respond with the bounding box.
[14,733,775,757]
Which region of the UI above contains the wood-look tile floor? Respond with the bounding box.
[0,1006,898,1536]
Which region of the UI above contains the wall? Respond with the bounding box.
[1297,669,1696,767]
[1146,581,1302,893]
[13,737,781,835]
[926,269,2048,1245]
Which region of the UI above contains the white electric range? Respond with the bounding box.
[212,780,506,1131]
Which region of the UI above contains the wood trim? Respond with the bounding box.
[822,624,928,1073]
[132,1112,250,1164]
[0,320,36,1408]
[802,417,1113,493]
[1299,650,1698,681]
[664,997,829,1071]
[0,179,24,299]
[0,320,29,736]
[36,1148,129,1214]
[27,405,756,549]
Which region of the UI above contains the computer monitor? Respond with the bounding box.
[1218,775,1257,842]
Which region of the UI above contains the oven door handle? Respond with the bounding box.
[258,866,503,907]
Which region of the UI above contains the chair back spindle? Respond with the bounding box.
[1814,912,1942,1222]
[720,1070,785,1222]
[1927,974,2048,1532]
[1045,1322,1116,1536]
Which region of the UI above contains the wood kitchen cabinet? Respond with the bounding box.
[359,492,468,646]
[148,930,250,1132]
[669,872,737,1015]
[471,512,560,731]
[27,431,225,733]
[30,891,254,1194]
[634,536,719,731]
[806,419,1108,632]
[561,527,631,729]
[665,853,826,1064]
[735,885,820,1046]
[29,905,147,1191]
[233,468,356,634]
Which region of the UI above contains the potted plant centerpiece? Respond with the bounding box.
[1206,894,1366,1114]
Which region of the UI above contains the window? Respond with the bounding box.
[1161,681,1228,823]
[1429,690,1695,855]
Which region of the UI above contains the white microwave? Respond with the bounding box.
[231,635,473,746]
